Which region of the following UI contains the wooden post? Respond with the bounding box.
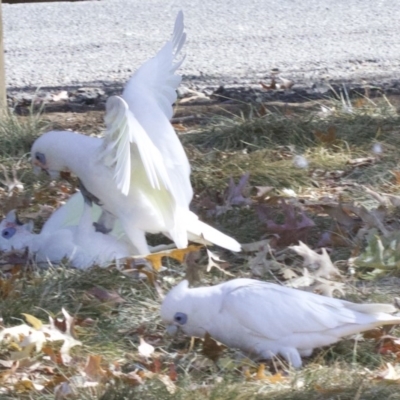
[0,0,7,115]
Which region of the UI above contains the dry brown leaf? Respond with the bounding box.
[86,287,125,304]
[391,171,400,185]
[255,364,285,383]
[172,123,186,132]
[42,345,63,364]
[256,200,315,246]
[354,98,367,108]
[377,335,400,357]
[84,355,108,382]
[169,363,178,382]
[141,245,203,271]
[202,332,226,362]
[314,126,337,145]
[13,379,36,393]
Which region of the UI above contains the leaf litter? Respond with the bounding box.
[2,98,400,398]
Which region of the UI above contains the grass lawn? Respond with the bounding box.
[1,91,400,399]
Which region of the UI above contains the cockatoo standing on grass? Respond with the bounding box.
[161,279,400,368]
[30,11,241,256]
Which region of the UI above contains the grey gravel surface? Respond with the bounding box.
[3,0,400,92]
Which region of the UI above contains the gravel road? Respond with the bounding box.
[3,0,400,91]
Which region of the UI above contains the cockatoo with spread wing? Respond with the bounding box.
[161,279,400,368]
[0,193,132,268]
[30,11,241,255]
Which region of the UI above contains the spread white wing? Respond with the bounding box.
[100,95,183,242]
[220,281,381,340]
[101,95,174,197]
[122,11,192,206]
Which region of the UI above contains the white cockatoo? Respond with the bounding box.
[161,279,400,368]
[30,11,240,256]
[0,193,133,269]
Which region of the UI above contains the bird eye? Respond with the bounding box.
[173,312,187,325]
[2,227,16,239]
[35,152,46,165]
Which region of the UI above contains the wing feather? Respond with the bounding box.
[221,282,374,340]
[101,96,173,196]
[122,11,192,206]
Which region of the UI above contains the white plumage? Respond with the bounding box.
[161,278,400,368]
[0,193,132,269]
[30,11,240,255]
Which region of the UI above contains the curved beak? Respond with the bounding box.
[33,165,42,176]
[32,159,47,175]
[166,324,178,336]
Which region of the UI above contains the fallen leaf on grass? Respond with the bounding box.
[254,186,274,200]
[86,287,125,304]
[310,278,346,297]
[311,201,358,229]
[256,200,315,246]
[391,170,400,186]
[84,355,108,382]
[314,126,337,145]
[285,269,345,297]
[0,310,82,372]
[22,313,43,330]
[290,241,341,279]
[346,157,375,167]
[211,173,252,216]
[353,229,400,274]
[131,245,202,271]
[202,332,226,362]
[256,364,285,383]
[377,335,400,357]
[157,375,177,394]
[374,363,400,383]
[168,363,178,382]
[343,204,389,237]
[206,249,233,276]
[138,337,155,358]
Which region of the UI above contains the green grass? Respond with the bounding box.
[1,94,400,398]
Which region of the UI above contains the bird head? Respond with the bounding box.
[0,210,34,251]
[31,131,71,179]
[161,280,207,338]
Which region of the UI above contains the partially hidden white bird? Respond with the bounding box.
[30,11,241,256]
[0,192,133,269]
[161,279,400,368]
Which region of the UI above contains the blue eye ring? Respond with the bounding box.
[173,312,188,325]
[2,227,16,239]
[35,152,46,165]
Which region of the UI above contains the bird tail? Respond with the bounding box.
[186,212,241,252]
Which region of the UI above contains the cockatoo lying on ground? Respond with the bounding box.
[30,11,241,256]
[0,192,133,269]
[161,279,400,368]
